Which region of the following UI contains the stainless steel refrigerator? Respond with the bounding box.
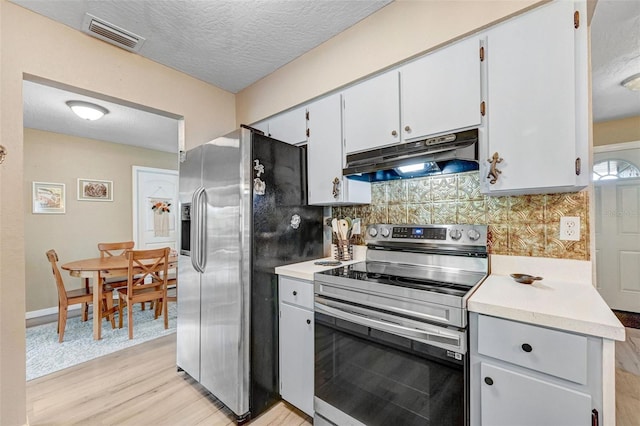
[176,126,324,422]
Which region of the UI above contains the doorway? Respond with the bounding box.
[594,141,640,314]
[23,78,181,379]
[133,166,179,250]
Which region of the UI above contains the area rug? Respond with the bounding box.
[613,310,640,329]
[26,303,177,381]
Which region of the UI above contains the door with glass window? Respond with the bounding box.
[594,144,640,313]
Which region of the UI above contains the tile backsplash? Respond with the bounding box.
[332,171,589,260]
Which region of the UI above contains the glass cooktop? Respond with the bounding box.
[317,261,486,298]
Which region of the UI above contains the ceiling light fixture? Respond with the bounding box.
[621,73,640,91]
[66,100,109,121]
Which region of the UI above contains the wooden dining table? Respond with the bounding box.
[61,255,178,340]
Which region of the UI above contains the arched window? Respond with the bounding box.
[593,159,640,181]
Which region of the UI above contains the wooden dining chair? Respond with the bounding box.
[153,273,177,318]
[46,249,114,342]
[98,241,151,316]
[117,247,170,339]
[98,241,135,291]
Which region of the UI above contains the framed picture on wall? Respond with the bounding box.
[32,181,66,214]
[77,178,113,202]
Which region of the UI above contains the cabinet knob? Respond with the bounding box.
[391,130,398,137]
[521,343,533,353]
[404,125,411,132]
[293,291,297,296]
[484,377,494,386]
[306,319,311,325]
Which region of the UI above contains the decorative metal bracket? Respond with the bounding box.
[290,214,301,229]
[332,177,341,199]
[253,159,266,195]
[487,152,503,184]
[0,145,6,164]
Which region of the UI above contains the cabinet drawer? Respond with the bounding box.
[477,315,588,384]
[279,276,314,310]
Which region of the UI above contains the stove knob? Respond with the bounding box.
[450,228,462,240]
[467,229,481,241]
[368,227,378,237]
[380,228,390,238]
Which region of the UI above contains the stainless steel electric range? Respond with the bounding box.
[313,223,489,426]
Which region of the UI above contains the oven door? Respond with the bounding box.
[314,296,468,426]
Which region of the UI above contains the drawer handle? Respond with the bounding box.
[484,377,494,386]
[521,343,533,353]
[306,319,311,325]
[293,291,297,296]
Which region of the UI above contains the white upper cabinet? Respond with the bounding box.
[250,120,269,136]
[343,71,401,154]
[307,94,371,205]
[400,36,483,141]
[343,37,484,155]
[261,105,308,145]
[481,0,588,195]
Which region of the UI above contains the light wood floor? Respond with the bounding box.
[27,331,640,425]
[26,334,311,426]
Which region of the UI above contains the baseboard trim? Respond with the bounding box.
[26,305,81,320]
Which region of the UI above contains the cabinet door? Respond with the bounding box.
[483,0,587,194]
[307,94,345,204]
[401,37,482,141]
[307,94,371,205]
[268,105,307,145]
[279,303,314,416]
[343,71,400,154]
[480,362,592,426]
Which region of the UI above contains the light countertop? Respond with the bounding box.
[468,256,625,341]
[275,257,363,281]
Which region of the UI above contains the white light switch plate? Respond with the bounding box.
[559,216,580,241]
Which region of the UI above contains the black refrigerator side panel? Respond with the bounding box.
[249,133,324,418]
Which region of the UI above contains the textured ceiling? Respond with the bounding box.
[11,0,392,94]
[15,0,640,154]
[591,0,640,122]
[23,80,180,153]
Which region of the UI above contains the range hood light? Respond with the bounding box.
[397,163,426,173]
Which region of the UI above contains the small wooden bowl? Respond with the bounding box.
[510,273,543,285]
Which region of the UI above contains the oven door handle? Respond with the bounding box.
[315,299,461,347]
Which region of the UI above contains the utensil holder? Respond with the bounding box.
[332,240,353,261]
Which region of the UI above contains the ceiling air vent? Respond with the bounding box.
[82,13,145,52]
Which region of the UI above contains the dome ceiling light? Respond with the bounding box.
[621,73,640,91]
[66,100,109,121]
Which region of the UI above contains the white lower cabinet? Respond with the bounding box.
[470,313,603,426]
[278,276,314,416]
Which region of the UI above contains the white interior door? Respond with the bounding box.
[133,166,179,250]
[594,142,640,313]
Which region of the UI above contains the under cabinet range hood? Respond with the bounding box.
[343,129,479,182]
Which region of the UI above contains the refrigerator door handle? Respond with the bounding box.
[190,187,206,273]
[198,188,208,271]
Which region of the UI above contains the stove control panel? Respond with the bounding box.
[365,223,488,247]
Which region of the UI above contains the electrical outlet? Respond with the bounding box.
[559,216,580,241]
